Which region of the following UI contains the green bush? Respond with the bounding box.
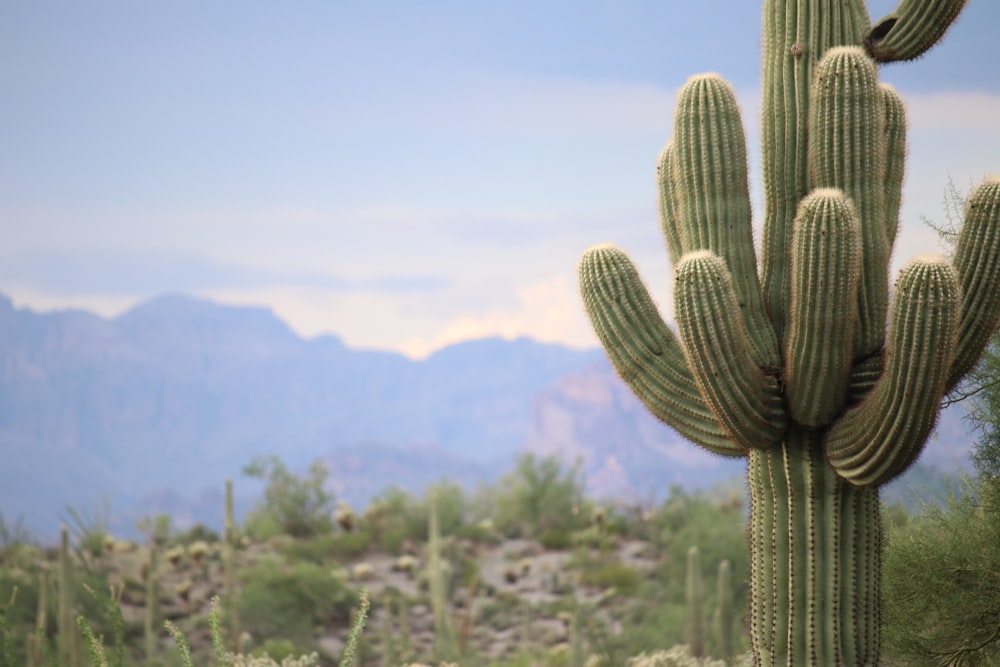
[365,487,426,554]
[882,476,1000,665]
[483,453,590,539]
[278,531,372,564]
[579,562,641,596]
[243,457,335,539]
[238,558,356,642]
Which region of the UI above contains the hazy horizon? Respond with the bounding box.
[4,1,1000,359]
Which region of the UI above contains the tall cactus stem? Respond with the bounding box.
[144,542,158,661]
[56,524,78,667]
[223,476,240,654]
[749,436,881,665]
[427,489,453,653]
[715,559,734,663]
[760,0,869,348]
[686,546,705,658]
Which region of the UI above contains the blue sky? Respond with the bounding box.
[3,1,999,358]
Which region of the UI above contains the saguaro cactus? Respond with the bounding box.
[578,1,999,664]
[685,546,705,658]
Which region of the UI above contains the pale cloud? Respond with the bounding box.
[398,275,599,360]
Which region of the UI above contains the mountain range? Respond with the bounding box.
[0,293,975,540]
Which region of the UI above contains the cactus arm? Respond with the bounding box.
[881,84,907,246]
[826,257,960,486]
[865,0,968,63]
[809,46,889,361]
[674,251,786,450]
[656,143,684,267]
[760,0,870,348]
[671,74,780,372]
[578,245,743,456]
[784,190,862,427]
[946,177,1000,392]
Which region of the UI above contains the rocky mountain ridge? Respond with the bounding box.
[0,293,972,539]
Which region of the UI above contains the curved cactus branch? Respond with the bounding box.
[881,84,907,246]
[865,0,968,63]
[656,143,684,267]
[947,177,1000,392]
[674,251,785,450]
[671,74,780,372]
[826,257,960,486]
[578,245,742,456]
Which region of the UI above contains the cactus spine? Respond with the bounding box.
[578,1,999,664]
[685,546,704,658]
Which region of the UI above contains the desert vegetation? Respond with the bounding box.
[1,445,998,666]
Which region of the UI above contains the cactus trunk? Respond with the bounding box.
[749,430,881,665]
[578,0,997,664]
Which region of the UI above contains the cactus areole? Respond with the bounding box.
[578,1,998,665]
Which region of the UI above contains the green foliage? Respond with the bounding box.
[0,514,32,554]
[173,523,220,546]
[237,558,355,643]
[243,457,334,539]
[485,453,589,539]
[965,337,1000,481]
[365,487,427,554]
[882,477,1000,665]
[578,561,640,596]
[61,499,111,568]
[277,531,371,564]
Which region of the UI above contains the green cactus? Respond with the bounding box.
[685,546,704,658]
[56,524,80,667]
[715,560,734,663]
[222,476,242,655]
[578,1,1000,664]
[144,542,158,662]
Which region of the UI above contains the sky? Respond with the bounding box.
[3,1,1000,360]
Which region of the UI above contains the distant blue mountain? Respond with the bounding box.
[0,292,976,541]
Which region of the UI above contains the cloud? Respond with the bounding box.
[398,275,600,359]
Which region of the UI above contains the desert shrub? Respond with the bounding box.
[882,476,1000,665]
[277,530,372,565]
[579,562,641,596]
[366,487,426,554]
[243,457,334,539]
[174,522,220,545]
[538,529,574,550]
[238,558,356,643]
[483,453,590,539]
